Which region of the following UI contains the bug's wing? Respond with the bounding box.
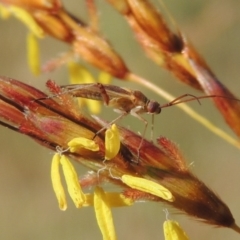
[60,83,105,101]
[102,85,132,97]
[60,83,134,103]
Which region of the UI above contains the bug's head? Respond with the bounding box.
[147,101,161,114]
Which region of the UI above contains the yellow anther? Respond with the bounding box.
[82,193,94,207]
[0,4,11,19]
[27,32,40,75]
[94,186,117,240]
[67,137,99,153]
[105,124,120,160]
[83,192,133,207]
[60,155,86,208]
[85,98,102,114]
[98,71,112,84]
[163,220,189,240]
[51,153,67,211]
[67,62,103,114]
[121,175,174,202]
[104,192,133,207]
[68,62,94,84]
[9,6,44,38]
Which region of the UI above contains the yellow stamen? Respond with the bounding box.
[105,124,120,160]
[85,98,102,114]
[27,32,40,75]
[51,153,67,211]
[98,71,112,84]
[121,175,174,202]
[60,155,86,208]
[67,137,99,153]
[163,220,189,240]
[104,192,133,207]
[83,192,133,207]
[68,62,95,84]
[9,6,44,38]
[0,4,11,19]
[82,193,94,207]
[68,62,102,114]
[94,186,117,240]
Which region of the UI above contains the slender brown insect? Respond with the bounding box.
[39,82,239,158]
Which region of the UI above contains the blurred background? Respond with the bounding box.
[0,0,240,239]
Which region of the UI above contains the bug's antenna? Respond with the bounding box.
[160,94,240,109]
[151,115,155,142]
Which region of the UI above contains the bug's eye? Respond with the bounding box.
[147,101,161,114]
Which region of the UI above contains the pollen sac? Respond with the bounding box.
[121,175,174,202]
[9,6,44,38]
[67,137,99,153]
[163,220,189,240]
[0,5,11,19]
[83,192,133,208]
[68,62,102,114]
[60,155,86,208]
[98,71,112,85]
[94,186,117,240]
[27,32,40,75]
[68,62,95,84]
[105,124,120,160]
[51,153,67,211]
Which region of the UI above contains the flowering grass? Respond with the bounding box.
[0,1,240,239]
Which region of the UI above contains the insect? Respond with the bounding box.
[41,82,233,158]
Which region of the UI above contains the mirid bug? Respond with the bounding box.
[38,82,239,158]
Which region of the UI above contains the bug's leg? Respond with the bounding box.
[150,115,155,143]
[93,111,128,139]
[130,107,148,161]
